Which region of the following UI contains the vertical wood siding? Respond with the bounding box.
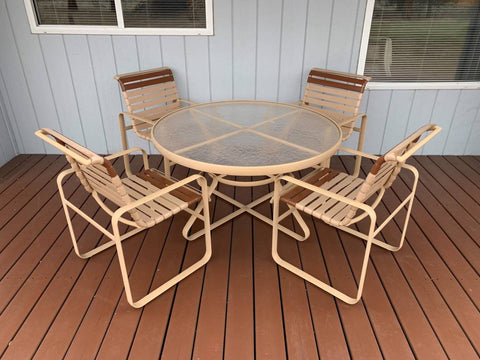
[0,86,17,165]
[0,0,479,167]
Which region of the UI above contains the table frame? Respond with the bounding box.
[151,100,342,240]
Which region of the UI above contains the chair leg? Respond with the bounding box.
[58,169,117,259]
[61,196,86,259]
[164,158,172,178]
[112,182,212,308]
[182,201,208,241]
[289,205,310,241]
[118,113,132,176]
[391,172,418,252]
[353,114,367,177]
[271,180,373,304]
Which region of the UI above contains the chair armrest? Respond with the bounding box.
[336,113,366,126]
[179,99,196,105]
[338,147,379,160]
[395,125,441,163]
[120,112,156,125]
[105,147,149,170]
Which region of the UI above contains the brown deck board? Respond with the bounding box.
[190,182,234,360]
[386,166,480,307]
[338,157,449,359]
[75,157,167,359]
[0,173,85,311]
[61,157,157,360]
[251,180,288,360]
[0,157,128,359]
[0,155,59,212]
[0,154,33,192]
[277,217,322,358]
[404,166,480,273]
[223,177,255,360]
[125,172,199,359]
[360,157,479,358]
[149,169,206,360]
[0,155,39,192]
[1,155,479,359]
[459,156,480,175]
[414,157,480,222]
[0,164,79,278]
[333,157,415,360]
[0,154,29,176]
[411,157,480,246]
[434,156,480,204]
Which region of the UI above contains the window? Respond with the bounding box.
[24,0,213,35]
[358,0,480,88]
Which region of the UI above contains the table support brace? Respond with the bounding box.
[182,188,310,242]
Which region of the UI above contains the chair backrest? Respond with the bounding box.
[345,124,441,222]
[302,68,371,137]
[35,128,145,226]
[114,67,182,137]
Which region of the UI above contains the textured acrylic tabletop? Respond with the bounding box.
[152,101,341,175]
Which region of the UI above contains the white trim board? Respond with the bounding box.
[357,0,480,91]
[23,0,214,36]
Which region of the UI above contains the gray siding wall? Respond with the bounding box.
[0,84,17,166]
[0,0,479,167]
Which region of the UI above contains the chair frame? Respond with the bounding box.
[115,67,195,178]
[300,68,371,176]
[271,125,441,304]
[36,129,212,308]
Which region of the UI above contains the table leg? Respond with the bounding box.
[182,188,310,242]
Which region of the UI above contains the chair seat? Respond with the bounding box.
[134,128,152,140]
[303,105,357,140]
[280,168,364,226]
[122,169,201,227]
[125,109,175,141]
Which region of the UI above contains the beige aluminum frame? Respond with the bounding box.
[115,67,196,177]
[36,129,212,308]
[299,68,371,177]
[271,125,441,304]
[151,100,342,240]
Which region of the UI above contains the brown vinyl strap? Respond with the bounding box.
[116,68,173,88]
[309,69,369,86]
[122,75,175,91]
[369,155,386,176]
[280,168,340,207]
[136,169,201,206]
[307,77,366,93]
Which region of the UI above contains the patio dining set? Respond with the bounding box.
[35,67,440,308]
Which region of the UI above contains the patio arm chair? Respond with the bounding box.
[114,67,195,177]
[271,124,441,304]
[35,128,212,308]
[300,68,371,176]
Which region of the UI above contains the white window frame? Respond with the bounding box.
[357,0,480,90]
[24,0,214,36]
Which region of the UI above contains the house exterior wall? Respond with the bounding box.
[0,87,17,166]
[0,0,479,167]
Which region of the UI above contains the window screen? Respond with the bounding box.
[122,0,206,28]
[364,0,480,82]
[33,0,117,26]
[30,0,207,30]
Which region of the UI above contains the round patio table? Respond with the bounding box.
[151,100,342,239]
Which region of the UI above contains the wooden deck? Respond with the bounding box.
[0,154,479,359]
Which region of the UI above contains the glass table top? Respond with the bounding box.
[151,101,342,176]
